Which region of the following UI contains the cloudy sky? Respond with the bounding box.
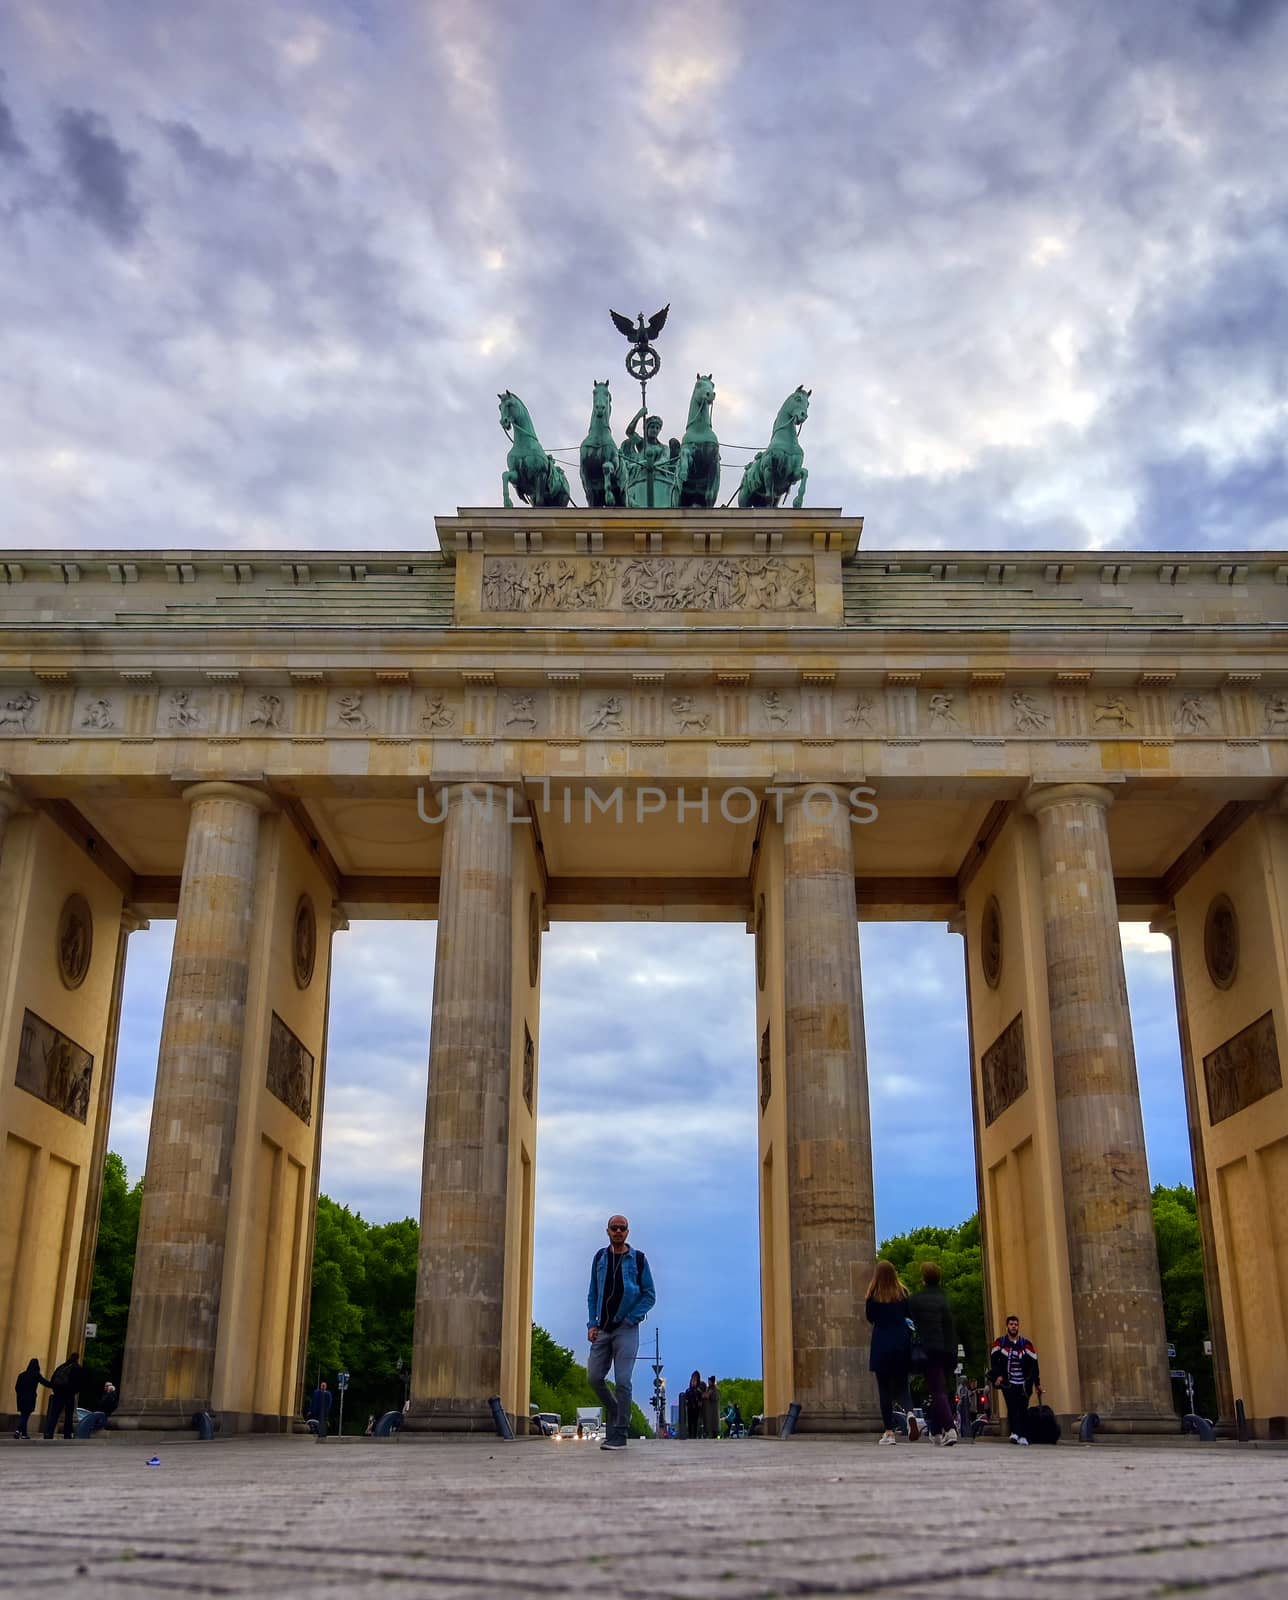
[5,0,1283,1385]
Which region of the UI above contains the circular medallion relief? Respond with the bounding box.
[56,893,93,989]
[980,895,1002,990]
[755,895,767,992]
[293,895,317,989]
[528,892,540,987]
[1204,893,1238,991]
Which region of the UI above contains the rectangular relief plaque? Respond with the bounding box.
[267,1011,314,1124]
[981,1013,1027,1126]
[1204,1010,1282,1125]
[15,1009,93,1123]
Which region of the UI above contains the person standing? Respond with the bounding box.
[703,1375,721,1441]
[906,1262,958,1445]
[683,1371,705,1438]
[865,1261,915,1444]
[989,1314,1041,1444]
[13,1359,50,1439]
[43,1352,84,1439]
[310,1379,333,1441]
[586,1213,656,1452]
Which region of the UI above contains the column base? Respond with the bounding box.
[113,1403,216,1432]
[770,1408,883,1436]
[401,1398,502,1434]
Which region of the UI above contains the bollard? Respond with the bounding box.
[1077,1412,1100,1443]
[488,1396,515,1440]
[191,1411,215,1440]
[779,1402,802,1440]
[1235,1398,1249,1443]
[373,1410,403,1438]
[1181,1414,1216,1441]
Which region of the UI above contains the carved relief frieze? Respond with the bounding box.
[16,1009,93,1123]
[1204,1010,1281,1125]
[585,693,626,736]
[501,692,540,735]
[925,692,960,732]
[267,1011,314,1124]
[1009,690,1052,734]
[522,1022,535,1114]
[840,692,879,735]
[670,693,712,734]
[480,555,814,613]
[419,691,458,732]
[759,689,796,732]
[0,688,40,734]
[78,695,118,732]
[759,1022,772,1113]
[331,690,372,733]
[1172,690,1213,735]
[981,1012,1027,1125]
[1092,692,1136,732]
[162,688,208,733]
[246,691,285,732]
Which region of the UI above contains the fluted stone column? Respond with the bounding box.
[120,782,273,1425]
[408,784,514,1430]
[781,784,879,1428]
[1025,784,1172,1422]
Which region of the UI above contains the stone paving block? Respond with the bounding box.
[2,1435,1288,1599]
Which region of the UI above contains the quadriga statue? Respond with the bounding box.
[498,391,571,508]
[738,385,810,509]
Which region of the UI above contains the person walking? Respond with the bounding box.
[43,1351,84,1439]
[866,1260,915,1444]
[586,1213,656,1452]
[906,1261,958,1444]
[310,1379,333,1441]
[989,1314,1041,1444]
[683,1371,705,1438]
[13,1359,50,1439]
[703,1375,721,1441]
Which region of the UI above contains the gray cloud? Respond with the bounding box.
[55,107,143,245]
[0,76,26,162]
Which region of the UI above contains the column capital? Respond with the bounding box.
[180,780,275,813]
[1023,781,1118,818]
[121,903,151,937]
[330,901,350,935]
[946,906,966,937]
[1148,909,1178,941]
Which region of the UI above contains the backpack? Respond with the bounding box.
[51,1361,74,1388]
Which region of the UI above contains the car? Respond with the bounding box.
[534,1412,561,1437]
[558,1424,578,1440]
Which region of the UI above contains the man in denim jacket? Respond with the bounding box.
[587,1214,656,1450]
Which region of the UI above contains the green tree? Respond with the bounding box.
[1152,1182,1214,1417]
[716,1377,763,1430]
[84,1152,142,1390]
[878,1213,986,1374]
[304,1197,366,1393]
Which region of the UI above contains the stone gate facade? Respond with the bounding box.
[0,508,1286,1437]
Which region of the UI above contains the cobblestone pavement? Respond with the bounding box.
[0,1432,1285,1598]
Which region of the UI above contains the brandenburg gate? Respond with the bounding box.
[1,508,1287,1437]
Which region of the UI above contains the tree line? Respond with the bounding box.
[83,1153,1215,1425]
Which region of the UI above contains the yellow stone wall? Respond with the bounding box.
[1174,815,1288,1435]
[500,819,542,1426]
[211,814,333,1427]
[962,815,1079,1412]
[0,812,122,1398]
[753,820,793,1420]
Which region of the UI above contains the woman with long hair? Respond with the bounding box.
[866,1259,915,1444]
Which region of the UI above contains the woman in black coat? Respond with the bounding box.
[865,1260,913,1444]
[906,1260,958,1442]
[14,1359,50,1440]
